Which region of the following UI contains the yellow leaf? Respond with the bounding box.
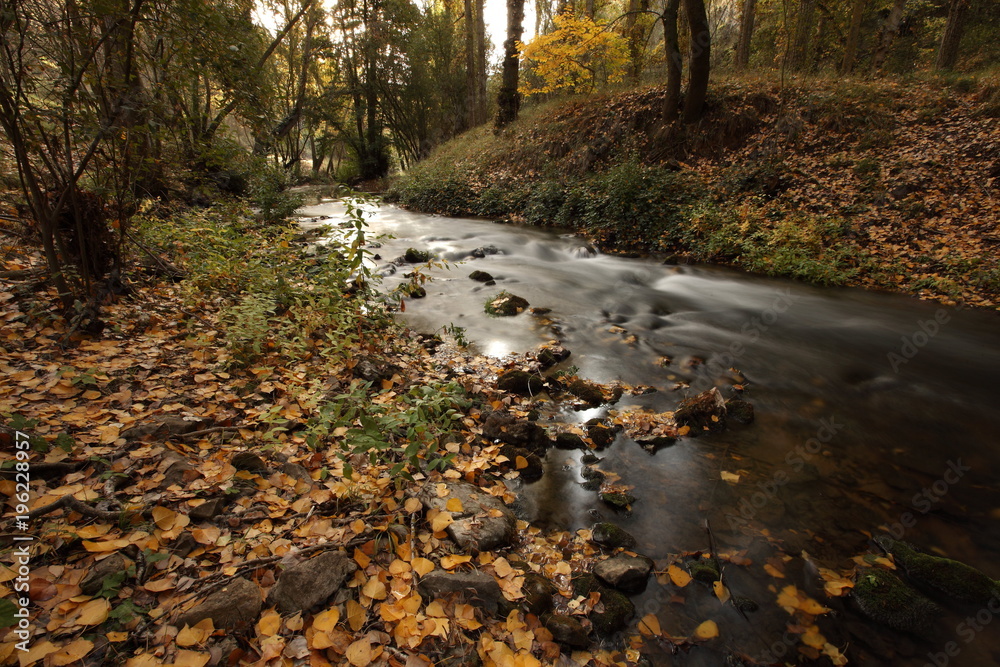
[638,613,661,636]
[170,650,210,667]
[431,512,453,533]
[346,599,365,632]
[50,639,94,666]
[493,557,514,578]
[823,643,849,666]
[350,519,366,534]
[694,619,719,640]
[312,608,340,633]
[667,564,691,587]
[404,497,422,513]
[191,526,220,545]
[82,538,130,552]
[362,577,387,600]
[345,638,371,667]
[75,524,112,539]
[802,625,827,649]
[713,580,731,604]
[152,506,177,530]
[18,640,59,667]
[353,548,371,569]
[764,563,785,579]
[441,554,472,570]
[800,597,831,616]
[105,632,128,642]
[411,557,435,577]
[257,610,281,637]
[445,497,464,513]
[678,425,691,436]
[176,620,212,647]
[515,455,529,470]
[720,470,740,484]
[75,598,110,626]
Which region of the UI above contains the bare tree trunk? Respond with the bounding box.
[585,0,595,18]
[625,0,646,82]
[475,0,487,124]
[871,0,906,71]
[734,0,756,70]
[789,0,816,71]
[935,0,967,71]
[681,0,710,123]
[662,0,681,122]
[840,0,866,73]
[496,0,525,129]
[465,0,477,128]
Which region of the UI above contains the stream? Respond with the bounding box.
[298,197,1000,666]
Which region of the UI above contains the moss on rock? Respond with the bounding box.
[852,567,940,634]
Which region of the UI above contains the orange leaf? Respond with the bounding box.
[694,619,719,640]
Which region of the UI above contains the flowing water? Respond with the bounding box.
[299,198,1000,666]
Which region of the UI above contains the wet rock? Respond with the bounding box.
[417,480,516,551]
[404,285,427,298]
[352,355,403,384]
[469,270,494,282]
[686,558,721,584]
[190,497,228,521]
[731,596,759,614]
[675,387,727,433]
[571,574,634,634]
[581,453,601,465]
[498,445,543,482]
[590,523,637,550]
[175,577,262,629]
[587,421,618,450]
[232,452,267,474]
[521,573,558,615]
[874,536,1000,604]
[600,492,636,512]
[497,370,545,396]
[852,567,939,634]
[536,344,571,369]
[580,466,606,490]
[483,410,551,454]
[471,245,499,258]
[486,292,529,316]
[403,248,431,263]
[635,436,677,453]
[725,398,755,425]
[594,555,654,594]
[418,571,503,614]
[568,379,605,406]
[80,553,128,596]
[543,614,590,648]
[554,433,586,450]
[266,551,358,614]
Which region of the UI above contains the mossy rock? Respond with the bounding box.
[570,573,635,635]
[404,248,431,263]
[725,398,755,425]
[591,522,637,550]
[497,369,544,396]
[875,536,1000,605]
[586,421,618,449]
[686,559,720,584]
[542,613,590,647]
[469,270,494,282]
[568,379,605,406]
[600,492,636,511]
[486,292,529,316]
[521,573,558,616]
[555,432,586,450]
[852,567,940,633]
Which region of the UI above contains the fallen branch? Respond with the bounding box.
[26,495,145,522]
[178,426,243,440]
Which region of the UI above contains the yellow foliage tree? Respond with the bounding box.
[518,13,629,96]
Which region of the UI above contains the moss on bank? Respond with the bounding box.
[387,77,1000,308]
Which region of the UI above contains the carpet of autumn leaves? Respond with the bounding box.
[389,76,1000,310]
[0,209,758,667]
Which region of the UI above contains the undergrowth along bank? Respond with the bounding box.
[387,76,1000,309]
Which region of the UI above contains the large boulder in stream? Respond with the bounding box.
[874,536,1000,604]
[486,292,529,316]
[852,567,940,634]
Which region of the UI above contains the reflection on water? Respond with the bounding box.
[300,200,1000,665]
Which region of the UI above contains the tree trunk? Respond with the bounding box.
[840,0,866,73]
[662,0,681,122]
[496,0,525,129]
[734,0,756,70]
[681,0,710,123]
[935,0,967,71]
[465,0,477,128]
[871,0,906,71]
[625,0,649,82]
[475,0,488,124]
[789,0,817,71]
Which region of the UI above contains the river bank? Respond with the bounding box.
[386,76,1000,311]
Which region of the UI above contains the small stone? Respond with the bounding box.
[418,480,517,551]
[521,573,557,615]
[80,553,127,596]
[675,387,727,433]
[586,420,618,450]
[497,370,544,396]
[536,344,570,369]
[581,453,600,465]
[594,555,654,594]
[418,571,503,614]
[175,577,262,629]
[543,614,590,648]
[266,551,358,614]
[590,523,637,550]
[686,559,720,584]
[232,452,267,474]
[469,270,494,282]
[725,398,755,425]
[280,462,314,485]
[191,497,227,521]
